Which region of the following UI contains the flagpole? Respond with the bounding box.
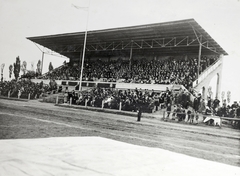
[78,0,91,92]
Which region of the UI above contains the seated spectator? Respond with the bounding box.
[37,55,220,94]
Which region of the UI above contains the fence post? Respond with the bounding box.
[28,93,31,100]
[0,90,1,96]
[85,99,87,107]
[8,91,10,98]
[119,102,122,111]
[70,97,72,106]
[18,90,20,99]
[102,100,104,109]
[56,95,59,104]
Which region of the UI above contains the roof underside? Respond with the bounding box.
[27,19,228,60]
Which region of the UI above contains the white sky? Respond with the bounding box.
[0,0,240,102]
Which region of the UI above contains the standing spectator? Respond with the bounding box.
[172,105,177,120]
[186,107,192,123]
[195,111,199,124]
[137,106,142,122]
[207,97,212,109]
[213,97,220,112]
[193,96,199,112]
[64,87,69,103]
[166,103,171,120]
[199,98,206,114]
[154,97,160,111]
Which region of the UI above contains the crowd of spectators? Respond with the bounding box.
[38,55,219,92]
[64,85,193,115]
[207,98,240,119]
[65,87,159,113]
[0,79,56,99]
[168,89,240,128]
[203,97,240,129]
[40,64,75,80]
[159,88,240,129]
[1,77,239,129]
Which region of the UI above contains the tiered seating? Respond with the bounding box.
[38,55,219,92]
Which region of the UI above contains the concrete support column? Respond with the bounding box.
[216,73,222,99]
[215,56,223,99]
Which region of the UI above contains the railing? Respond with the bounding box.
[55,95,156,113]
[193,58,222,87]
[31,78,181,92]
[0,90,34,100]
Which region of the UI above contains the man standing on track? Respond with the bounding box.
[137,106,142,122]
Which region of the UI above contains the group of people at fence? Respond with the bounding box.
[63,86,195,116]
[0,79,57,99]
[63,87,160,113]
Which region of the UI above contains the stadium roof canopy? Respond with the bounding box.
[27,18,228,60]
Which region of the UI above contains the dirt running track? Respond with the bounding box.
[0,99,239,167]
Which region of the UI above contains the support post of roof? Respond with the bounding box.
[129,45,133,71]
[79,49,83,79]
[191,25,202,84]
[197,36,202,83]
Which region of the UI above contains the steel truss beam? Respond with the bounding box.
[33,42,68,58]
[48,33,220,55]
[52,35,210,54]
[190,24,219,54]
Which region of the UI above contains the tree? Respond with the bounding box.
[9,64,13,78]
[21,61,27,75]
[1,63,5,82]
[13,56,21,80]
[31,62,34,71]
[227,91,231,104]
[48,62,53,72]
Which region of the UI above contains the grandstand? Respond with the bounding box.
[27,19,227,102]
